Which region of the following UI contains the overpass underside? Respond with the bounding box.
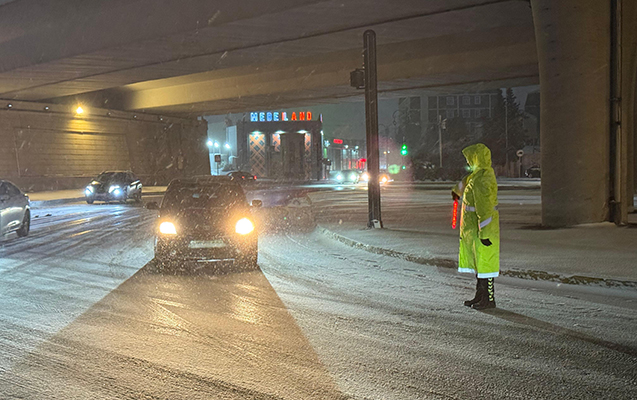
[0,0,635,225]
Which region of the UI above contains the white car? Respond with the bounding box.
[0,180,30,237]
[333,170,360,184]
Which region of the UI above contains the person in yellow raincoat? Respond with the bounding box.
[452,143,499,309]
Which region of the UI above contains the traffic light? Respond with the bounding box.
[400,143,408,156]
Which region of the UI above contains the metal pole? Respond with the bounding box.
[364,30,382,228]
[505,95,509,174]
[438,114,443,168]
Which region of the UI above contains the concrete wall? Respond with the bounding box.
[0,101,209,192]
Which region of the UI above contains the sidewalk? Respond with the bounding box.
[314,199,637,288]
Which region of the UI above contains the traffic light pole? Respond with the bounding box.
[364,30,382,228]
[438,115,443,168]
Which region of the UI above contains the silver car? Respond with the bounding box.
[0,180,30,237]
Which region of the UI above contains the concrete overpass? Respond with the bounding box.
[0,0,635,226]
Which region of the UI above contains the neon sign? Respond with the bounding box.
[333,139,343,144]
[250,111,314,122]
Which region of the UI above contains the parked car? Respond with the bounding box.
[525,165,541,178]
[150,176,261,268]
[0,180,30,238]
[226,171,257,183]
[85,171,142,204]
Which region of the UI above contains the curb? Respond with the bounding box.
[30,197,85,208]
[317,225,637,289]
[29,191,167,208]
[317,226,458,269]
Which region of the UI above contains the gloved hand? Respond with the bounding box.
[451,191,460,201]
[480,238,492,246]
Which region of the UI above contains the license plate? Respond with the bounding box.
[188,240,226,249]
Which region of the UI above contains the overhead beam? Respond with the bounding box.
[114,26,537,115]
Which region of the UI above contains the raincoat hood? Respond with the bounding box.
[462,143,492,170]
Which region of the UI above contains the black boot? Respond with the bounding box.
[464,278,482,307]
[472,278,496,310]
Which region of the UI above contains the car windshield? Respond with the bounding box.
[96,172,126,182]
[161,184,245,211]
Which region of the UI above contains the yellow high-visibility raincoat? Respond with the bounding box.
[452,143,500,278]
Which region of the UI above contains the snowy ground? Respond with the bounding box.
[0,187,635,399]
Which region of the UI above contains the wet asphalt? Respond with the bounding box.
[0,188,635,399]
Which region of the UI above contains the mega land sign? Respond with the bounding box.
[250,111,313,122]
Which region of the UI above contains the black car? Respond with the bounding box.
[226,170,257,183]
[85,171,142,204]
[525,166,541,178]
[0,180,30,238]
[152,176,261,268]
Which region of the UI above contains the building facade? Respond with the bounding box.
[427,90,502,134]
[234,111,323,181]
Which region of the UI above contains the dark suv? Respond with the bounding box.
[153,176,260,268]
[85,171,142,204]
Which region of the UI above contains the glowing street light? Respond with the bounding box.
[76,106,84,115]
[207,140,213,147]
[225,143,231,150]
[214,141,220,148]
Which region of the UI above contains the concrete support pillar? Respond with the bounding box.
[624,0,637,212]
[531,0,611,226]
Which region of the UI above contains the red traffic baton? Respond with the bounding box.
[451,199,459,229]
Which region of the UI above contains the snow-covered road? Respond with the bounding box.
[0,192,635,399]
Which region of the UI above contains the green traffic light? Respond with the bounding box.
[400,143,408,156]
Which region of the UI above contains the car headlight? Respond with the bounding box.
[336,174,343,181]
[159,221,177,235]
[85,186,94,195]
[361,172,369,181]
[109,185,121,193]
[235,218,254,235]
[381,176,388,183]
[350,174,358,181]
